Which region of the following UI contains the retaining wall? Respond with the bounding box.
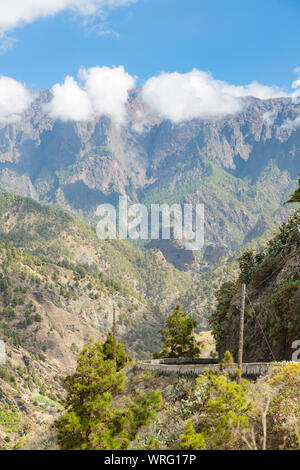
[142,358,219,365]
[136,361,272,378]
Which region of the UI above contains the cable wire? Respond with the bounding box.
[245,291,277,362]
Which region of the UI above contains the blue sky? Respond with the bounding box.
[1,0,300,91]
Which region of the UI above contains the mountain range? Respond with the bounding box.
[0,90,298,273]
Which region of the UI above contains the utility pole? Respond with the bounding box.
[113,305,117,371]
[191,311,197,352]
[237,283,246,384]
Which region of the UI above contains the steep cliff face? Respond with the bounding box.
[0,94,298,208]
[210,209,300,362]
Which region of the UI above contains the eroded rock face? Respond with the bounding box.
[0,93,298,208]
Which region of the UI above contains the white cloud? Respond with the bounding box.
[44,76,93,122]
[262,111,276,127]
[0,1,136,35]
[291,67,300,94]
[292,78,300,90]
[2,66,300,127]
[0,75,32,122]
[141,69,291,123]
[46,66,136,124]
[221,81,288,100]
[281,115,300,130]
[0,35,17,52]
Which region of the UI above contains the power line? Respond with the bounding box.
[240,241,299,363]
[245,291,277,362]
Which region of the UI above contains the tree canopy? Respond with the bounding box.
[102,331,131,371]
[55,339,161,450]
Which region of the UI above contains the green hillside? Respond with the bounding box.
[210,209,300,361]
[0,190,191,312]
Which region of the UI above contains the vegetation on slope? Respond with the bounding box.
[0,189,192,311]
[41,344,300,451]
[54,340,161,450]
[0,238,163,448]
[143,162,295,253]
[210,209,300,361]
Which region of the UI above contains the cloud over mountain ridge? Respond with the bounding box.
[1,66,300,125]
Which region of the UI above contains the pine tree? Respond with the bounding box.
[55,339,161,450]
[180,420,205,450]
[285,174,300,204]
[155,304,200,358]
[195,371,253,449]
[102,331,131,371]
